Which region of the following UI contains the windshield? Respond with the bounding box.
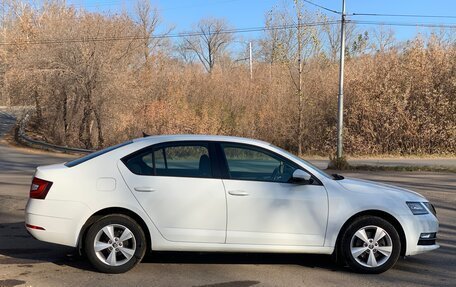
[269,144,334,180]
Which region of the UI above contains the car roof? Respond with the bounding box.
[117,134,331,182]
[132,134,272,147]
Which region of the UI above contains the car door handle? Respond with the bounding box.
[134,187,155,192]
[228,190,249,196]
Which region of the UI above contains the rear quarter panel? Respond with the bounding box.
[31,141,162,247]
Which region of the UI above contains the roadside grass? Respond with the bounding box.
[325,153,455,173]
[301,153,456,160]
[331,165,456,173]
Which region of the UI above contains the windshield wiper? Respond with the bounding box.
[332,174,345,180]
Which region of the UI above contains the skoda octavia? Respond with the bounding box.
[25,135,439,273]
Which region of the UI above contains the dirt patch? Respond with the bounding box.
[0,248,50,255]
[0,279,26,287]
[195,281,260,287]
[0,257,39,265]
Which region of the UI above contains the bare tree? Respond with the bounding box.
[321,15,357,61]
[259,7,294,65]
[136,0,159,63]
[135,0,172,66]
[260,1,322,155]
[5,2,141,148]
[182,18,233,73]
[175,41,196,64]
[370,26,395,53]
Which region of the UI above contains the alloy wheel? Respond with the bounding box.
[93,224,137,266]
[350,225,393,268]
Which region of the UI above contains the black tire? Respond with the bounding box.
[340,216,401,274]
[84,214,147,273]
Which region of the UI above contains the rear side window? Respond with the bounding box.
[65,141,133,167]
[123,143,213,178]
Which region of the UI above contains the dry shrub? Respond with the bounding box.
[1,2,455,156]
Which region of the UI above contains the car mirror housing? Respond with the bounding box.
[292,169,312,183]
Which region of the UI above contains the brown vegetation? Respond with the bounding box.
[0,0,454,155]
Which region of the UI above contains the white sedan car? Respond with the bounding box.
[25,135,439,273]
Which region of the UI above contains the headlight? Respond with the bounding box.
[406,202,429,215]
[423,202,437,216]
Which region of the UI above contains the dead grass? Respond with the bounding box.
[340,165,456,173]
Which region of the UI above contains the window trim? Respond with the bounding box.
[216,142,322,185]
[121,141,221,179]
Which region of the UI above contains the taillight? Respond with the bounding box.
[30,177,53,199]
[26,224,45,230]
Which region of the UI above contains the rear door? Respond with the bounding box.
[118,141,227,243]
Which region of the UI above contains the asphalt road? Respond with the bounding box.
[0,111,455,287]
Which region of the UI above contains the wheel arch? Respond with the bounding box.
[334,210,407,258]
[77,207,152,255]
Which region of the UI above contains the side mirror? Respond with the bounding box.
[292,169,312,183]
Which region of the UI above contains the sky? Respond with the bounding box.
[65,0,456,41]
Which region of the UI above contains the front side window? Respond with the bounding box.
[123,143,212,178]
[221,144,297,183]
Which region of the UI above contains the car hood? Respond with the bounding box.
[338,178,426,201]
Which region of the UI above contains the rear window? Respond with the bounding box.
[122,143,212,178]
[65,141,133,167]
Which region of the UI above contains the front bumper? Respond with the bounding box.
[25,198,92,247]
[399,213,439,256]
[408,244,439,256]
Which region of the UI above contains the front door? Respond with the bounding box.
[219,143,328,246]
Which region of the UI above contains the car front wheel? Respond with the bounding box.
[84,214,146,273]
[341,216,401,274]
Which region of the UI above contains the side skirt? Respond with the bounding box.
[152,242,334,255]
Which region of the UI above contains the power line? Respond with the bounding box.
[3,19,453,47]
[349,20,456,29]
[0,21,341,46]
[302,0,340,14]
[67,0,243,11]
[351,12,456,19]
[74,0,123,9]
[160,0,242,11]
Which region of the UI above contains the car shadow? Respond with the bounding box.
[0,221,346,273]
[143,251,343,271]
[0,221,86,267]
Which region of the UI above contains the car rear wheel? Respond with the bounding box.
[341,216,401,274]
[84,214,146,273]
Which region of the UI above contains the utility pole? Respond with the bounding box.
[336,0,346,159]
[249,41,253,80]
[297,5,303,156]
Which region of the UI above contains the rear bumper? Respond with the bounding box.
[25,198,92,247]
